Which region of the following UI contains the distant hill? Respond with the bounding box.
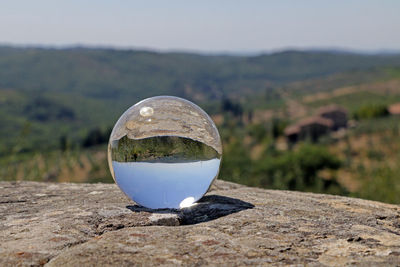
[1,46,400,153]
[2,46,400,98]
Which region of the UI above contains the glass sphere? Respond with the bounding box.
[108,96,222,209]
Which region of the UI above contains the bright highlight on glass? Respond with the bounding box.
[108,96,222,209]
[179,197,196,209]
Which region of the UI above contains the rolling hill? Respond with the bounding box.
[1,46,400,153]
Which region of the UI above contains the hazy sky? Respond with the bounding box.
[1,0,399,53]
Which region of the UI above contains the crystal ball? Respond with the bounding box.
[108,96,222,209]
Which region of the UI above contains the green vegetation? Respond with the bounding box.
[220,134,345,195]
[306,91,400,114]
[1,47,400,154]
[0,147,112,183]
[386,67,400,79]
[253,144,343,194]
[1,46,400,204]
[111,136,220,162]
[356,166,400,204]
[353,104,389,120]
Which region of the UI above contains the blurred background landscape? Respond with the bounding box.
[1,1,400,204]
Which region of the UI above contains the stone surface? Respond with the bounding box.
[0,180,399,266]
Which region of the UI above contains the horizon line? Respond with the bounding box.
[1,42,400,56]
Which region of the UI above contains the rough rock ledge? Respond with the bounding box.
[0,180,399,266]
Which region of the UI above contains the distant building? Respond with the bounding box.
[284,125,301,144]
[388,103,400,115]
[284,116,333,143]
[284,105,348,144]
[317,105,348,130]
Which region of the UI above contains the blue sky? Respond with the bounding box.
[1,0,399,53]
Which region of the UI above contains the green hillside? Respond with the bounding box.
[2,46,400,204]
[111,136,221,163]
[2,46,400,154]
[2,47,400,98]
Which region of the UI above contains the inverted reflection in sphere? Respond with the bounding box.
[108,96,222,209]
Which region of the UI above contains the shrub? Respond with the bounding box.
[253,144,344,194]
[353,104,388,120]
[82,127,111,148]
[356,166,400,204]
[247,124,267,143]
